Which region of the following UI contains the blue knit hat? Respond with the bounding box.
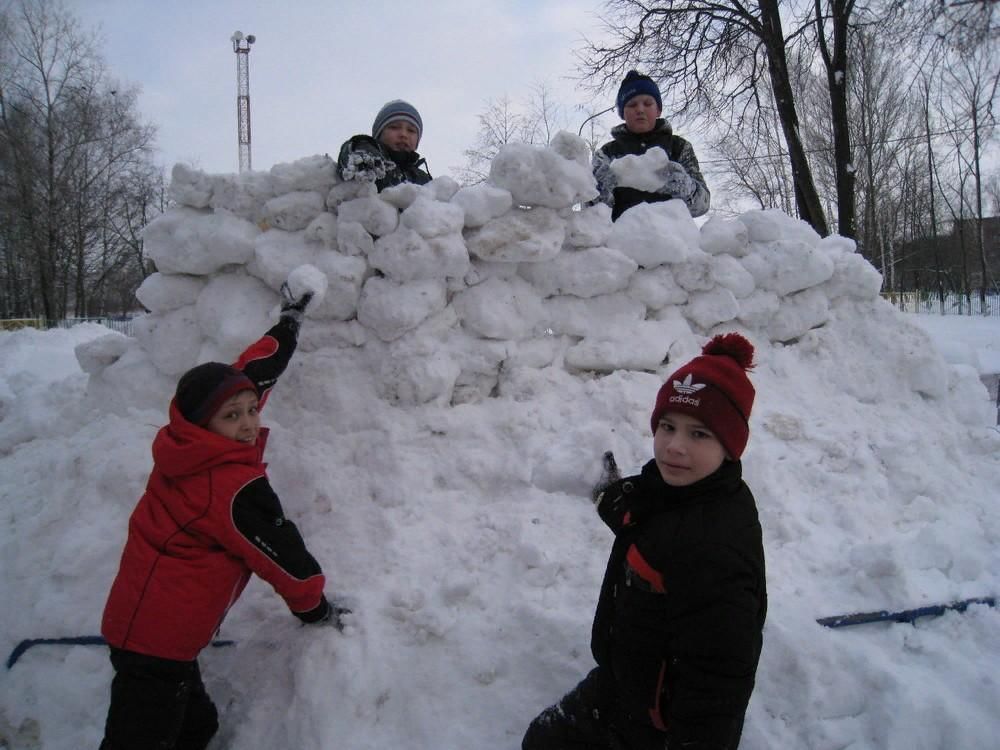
[616,71,662,118]
[372,100,423,145]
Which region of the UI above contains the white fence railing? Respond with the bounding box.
[0,316,136,336]
[883,292,1000,317]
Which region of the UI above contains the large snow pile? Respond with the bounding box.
[1,135,998,750]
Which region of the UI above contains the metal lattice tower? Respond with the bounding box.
[231,31,255,172]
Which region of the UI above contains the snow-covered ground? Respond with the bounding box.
[1,143,999,749]
[906,312,1000,381]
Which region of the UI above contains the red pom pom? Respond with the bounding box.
[702,333,755,370]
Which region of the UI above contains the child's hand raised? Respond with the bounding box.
[279,281,314,329]
[591,451,622,509]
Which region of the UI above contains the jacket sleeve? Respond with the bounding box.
[595,474,641,534]
[233,317,299,410]
[591,148,616,209]
[673,139,710,218]
[217,475,327,619]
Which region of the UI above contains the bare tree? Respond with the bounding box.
[457,85,572,184]
[810,0,861,238]
[0,0,158,321]
[924,0,998,53]
[579,0,831,235]
[710,86,797,214]
[524,82,565,146]
[800,29,926,267]
[577,110,611,157]
[986,174,1000,216]
[457,96,532,184]
[939,39,999,307]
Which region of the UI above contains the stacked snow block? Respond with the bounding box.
[124,133,884,407]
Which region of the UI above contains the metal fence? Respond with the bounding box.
[883,292,1000,317]
[0,316,136,336]
[988,374,1000,428]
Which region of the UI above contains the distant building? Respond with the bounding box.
[893,216,1000,292]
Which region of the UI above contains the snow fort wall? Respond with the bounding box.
[86,132,937,413]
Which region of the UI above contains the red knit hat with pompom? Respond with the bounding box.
[650,333,756,460]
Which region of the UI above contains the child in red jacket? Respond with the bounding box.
[99,285,347,750]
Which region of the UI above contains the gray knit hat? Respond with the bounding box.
[372,100,423,144]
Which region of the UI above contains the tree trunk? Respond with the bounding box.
[971,106,988,311]
[922,83,945,312]
[760,0,830,235]
[816,0,857,239]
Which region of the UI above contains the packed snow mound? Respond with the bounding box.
[93,134,891,414]
[2,135,998,750]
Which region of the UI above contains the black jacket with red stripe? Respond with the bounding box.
[591,458,766,749]
[102,318,328,661]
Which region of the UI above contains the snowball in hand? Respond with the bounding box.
[286,264,329,309]
[610,148,672,192]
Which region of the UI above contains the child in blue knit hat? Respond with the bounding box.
[593,70,710,221]
[337,99,432,191]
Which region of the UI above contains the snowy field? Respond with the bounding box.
[1,145,999,749]
[905,312,1000,382]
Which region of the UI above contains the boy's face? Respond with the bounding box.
[379,120,419,152]
[623,95,661,135]
[205,390,260,444]
[653,412,727,486]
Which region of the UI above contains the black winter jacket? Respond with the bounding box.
[593,120,710,220]
[591,458,766,749]
[337,134,431,192]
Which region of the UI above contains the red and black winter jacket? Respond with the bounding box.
[591,459,766,749]
[101,318,327,662]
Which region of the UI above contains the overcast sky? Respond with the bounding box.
[64,0,637,180]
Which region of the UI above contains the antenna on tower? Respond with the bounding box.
[231,31,255,173]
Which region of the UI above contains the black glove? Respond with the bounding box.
[342,143,391,183]
[591,451,622,508]
[279,282,313,329]
[322,597,353,632]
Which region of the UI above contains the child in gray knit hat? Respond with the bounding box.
[337,98,432,191]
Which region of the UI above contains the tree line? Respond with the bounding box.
[464,0,998,305]
[0,0,162,323]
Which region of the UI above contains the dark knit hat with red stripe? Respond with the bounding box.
[650,333,756,460]
[174,362,256,426]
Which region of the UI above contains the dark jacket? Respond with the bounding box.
[593,120,710,220]
[591,458,766,749]
[337,134,431,192]
[101,318,328,661]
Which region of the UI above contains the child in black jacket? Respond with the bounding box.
[593,70,710,220]
[337,99,431,192]
[523,334,767,750]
